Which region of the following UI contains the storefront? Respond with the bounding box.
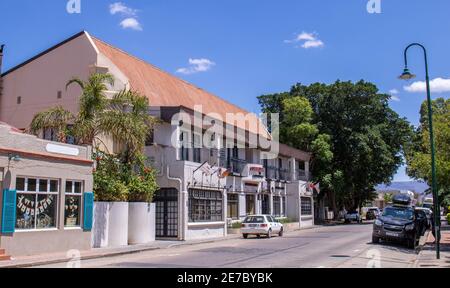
[0,123,93,256]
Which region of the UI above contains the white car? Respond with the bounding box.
[241,215,284,239]
[344,211,362,223]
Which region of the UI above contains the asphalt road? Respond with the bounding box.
[38,222,421,268]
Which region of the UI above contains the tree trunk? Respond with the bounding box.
[328,190,338,220]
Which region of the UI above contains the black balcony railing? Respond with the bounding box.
[220,157,247,175]
[265,166,289,181]
[296,169,310,181]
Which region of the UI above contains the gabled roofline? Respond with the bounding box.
[1,31,88,77]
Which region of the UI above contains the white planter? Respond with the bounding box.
[128,203,156,245]
[92,202,129,248]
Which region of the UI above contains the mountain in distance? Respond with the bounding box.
[376,181,430,195]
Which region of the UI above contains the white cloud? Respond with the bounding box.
[390,95,400,102]
[176,58,216,75]
[120,18,142,31]
[404,77,450,93]
[109,2,137,16]
[285,31,325,49]
[388,89,400,101]
[389,89,399,95]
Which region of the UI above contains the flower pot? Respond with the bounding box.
[128,203,156,245]
[92,202,129,248]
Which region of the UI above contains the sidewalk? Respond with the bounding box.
[0,234,241,268]
[414,225,450,268]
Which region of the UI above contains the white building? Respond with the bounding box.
[0,31,314,241]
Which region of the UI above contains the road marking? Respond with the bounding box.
[317,266,326,268]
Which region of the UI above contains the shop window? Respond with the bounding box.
[246,195,255,215]
[188,189,223,222]
[15,177,59,230]
[65,180,83,227]
[301,197,313,216]
[227,194,239,220]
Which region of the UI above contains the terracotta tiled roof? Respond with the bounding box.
[91,36,268,138]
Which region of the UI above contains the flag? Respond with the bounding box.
[200,162,214,176]
[219,168,231,178]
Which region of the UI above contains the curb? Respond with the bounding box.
[0,225,318,268]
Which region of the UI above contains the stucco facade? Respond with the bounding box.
[0,31,314,245]
[0,123,93,256]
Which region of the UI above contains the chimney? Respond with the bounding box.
[0,44,4,98]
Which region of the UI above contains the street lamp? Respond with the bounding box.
[399,43,440,259]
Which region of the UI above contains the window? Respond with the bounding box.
[193,133,201,163]
[65,180,83,227]
[227,194,239,220]
[15,177,59,230]
[246,195,255,215]
[273,196,281,217]
[145,130,154,146]
[179,131,189,161]
[17,96,21,104]
[301,197,313,216]
[57,91,62,99]
[283,196,287,216]
[43,128,58,142]
[188,189,223,222]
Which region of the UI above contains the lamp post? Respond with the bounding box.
[399,43,440,259]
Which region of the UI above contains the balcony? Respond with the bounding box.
[265,167,309,182]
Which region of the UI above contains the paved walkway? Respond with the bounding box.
[414,224,450,268]
[0,235,241,268]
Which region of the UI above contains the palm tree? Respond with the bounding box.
[66,73,115,146]
[30,73,154,162]
[29,106,74,142]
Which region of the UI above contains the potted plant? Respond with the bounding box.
[127,160,158,245]
[92,153,130,248]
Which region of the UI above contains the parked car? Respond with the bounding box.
[345,210,362,223]
[372,194,425,249]
[366,208,381,220]
[241,215,284,239]
[415,207,432,229]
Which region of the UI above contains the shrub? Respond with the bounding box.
[278,218,295,224]
[93,151,158,202]
[230,221,242,229]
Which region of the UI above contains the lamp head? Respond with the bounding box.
[399,68,416,80]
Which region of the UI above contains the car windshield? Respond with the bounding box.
[383,207,414,220]
[244,216,265,223]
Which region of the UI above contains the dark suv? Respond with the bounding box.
[372,194,426,249]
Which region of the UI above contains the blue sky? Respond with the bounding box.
[1,0,449,182]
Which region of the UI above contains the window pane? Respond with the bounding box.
[65,196,81,227]
[36,194,57,229]
[39,179,48,192]
[16,194,36,230]
[74,182,82,194]
[65,181,73,193]
[16,178,25,191]
[28,178,37,192]
[50,180,58,192]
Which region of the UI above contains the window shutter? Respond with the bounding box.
[1,189,17,234]
[83,192,94,231]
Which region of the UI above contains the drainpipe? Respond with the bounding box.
[166,166,185,241]
[0,45,4,98]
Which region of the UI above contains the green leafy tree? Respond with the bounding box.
[259,80,413,215]
[406,98,450,207]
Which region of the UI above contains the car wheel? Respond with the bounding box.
[243,234,248,239]
[407,238,416,249]
[372,236,380,244]
[257,234,261,239]
[267,229,272,238]
[278,228,284,237]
